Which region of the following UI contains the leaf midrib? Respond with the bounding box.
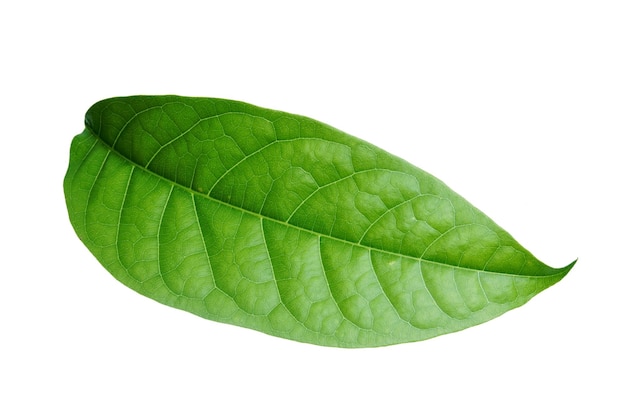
[85,125,565,280]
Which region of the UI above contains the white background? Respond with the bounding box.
[2,1,624,415]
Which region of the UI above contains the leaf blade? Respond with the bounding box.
[64,95,574,347]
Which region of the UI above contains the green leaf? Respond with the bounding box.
[64,95,575,347]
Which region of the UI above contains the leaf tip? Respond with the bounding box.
[562,258,577,274]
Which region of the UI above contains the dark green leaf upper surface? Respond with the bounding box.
[64,95,574,347]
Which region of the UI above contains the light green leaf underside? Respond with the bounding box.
[64,96,574,347]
